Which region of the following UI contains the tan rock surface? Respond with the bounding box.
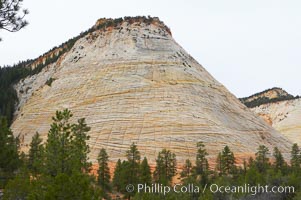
[251,98,301,145]
[11,17,292,165]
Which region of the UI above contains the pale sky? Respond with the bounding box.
[0,0,300,97]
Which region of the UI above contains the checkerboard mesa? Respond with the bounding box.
[11,16,292,167]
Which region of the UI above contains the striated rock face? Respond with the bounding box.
[11,17,292,165]
[241,88,301,145]
[251,98,301,145]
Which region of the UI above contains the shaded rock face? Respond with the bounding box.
[251,98,301,146]
[11,17,292,165]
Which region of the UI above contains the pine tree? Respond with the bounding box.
[194,141,209,185]
[273,147,285,173]
[119,160,133,199]
[118,143,141,199]
[215,152,222,175]
[126,143,141,185]
[154,149,177,185]
[113,159,122,192]
[43,109,92,176]
[0,117,20,188]
[245,164,263,186]
[0,0,29,41]
[181,159,192,178]
[3,167,31,199]
[221,145,235,175]
[97,148,111,194]
[242,159,247,175]
[248,156,255,168]
[32,109,100,199]
[44,109,74,176]
[194,142,209,176]
[42,171,101,200]
[28,132,44,175]
[255,145,270,173]
[290,143,300,172]
[71,118,91,172]
[140,157,152,185]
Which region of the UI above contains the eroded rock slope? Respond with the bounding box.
[11,17,292,165]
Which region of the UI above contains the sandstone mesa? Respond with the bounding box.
[10,17,292,166]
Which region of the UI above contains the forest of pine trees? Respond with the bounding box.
[1,109,301,199]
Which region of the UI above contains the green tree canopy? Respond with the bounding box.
[0,117,21,188]
[112,159,122,192]
[126,143,141,185]
[221,145,236,175]
[291,143,300,172]
[97,148,111,194]
[181,159,192,178]
[0,0,28,41]
[255,145,270,173]
[44,109,92,176]
[154,149,177,185]
[194,141,209,186]
[194,141,209,176]
[32,109,99,199]
[28,132,44,175]
[273,147,286,174]
[140,157,152,185]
